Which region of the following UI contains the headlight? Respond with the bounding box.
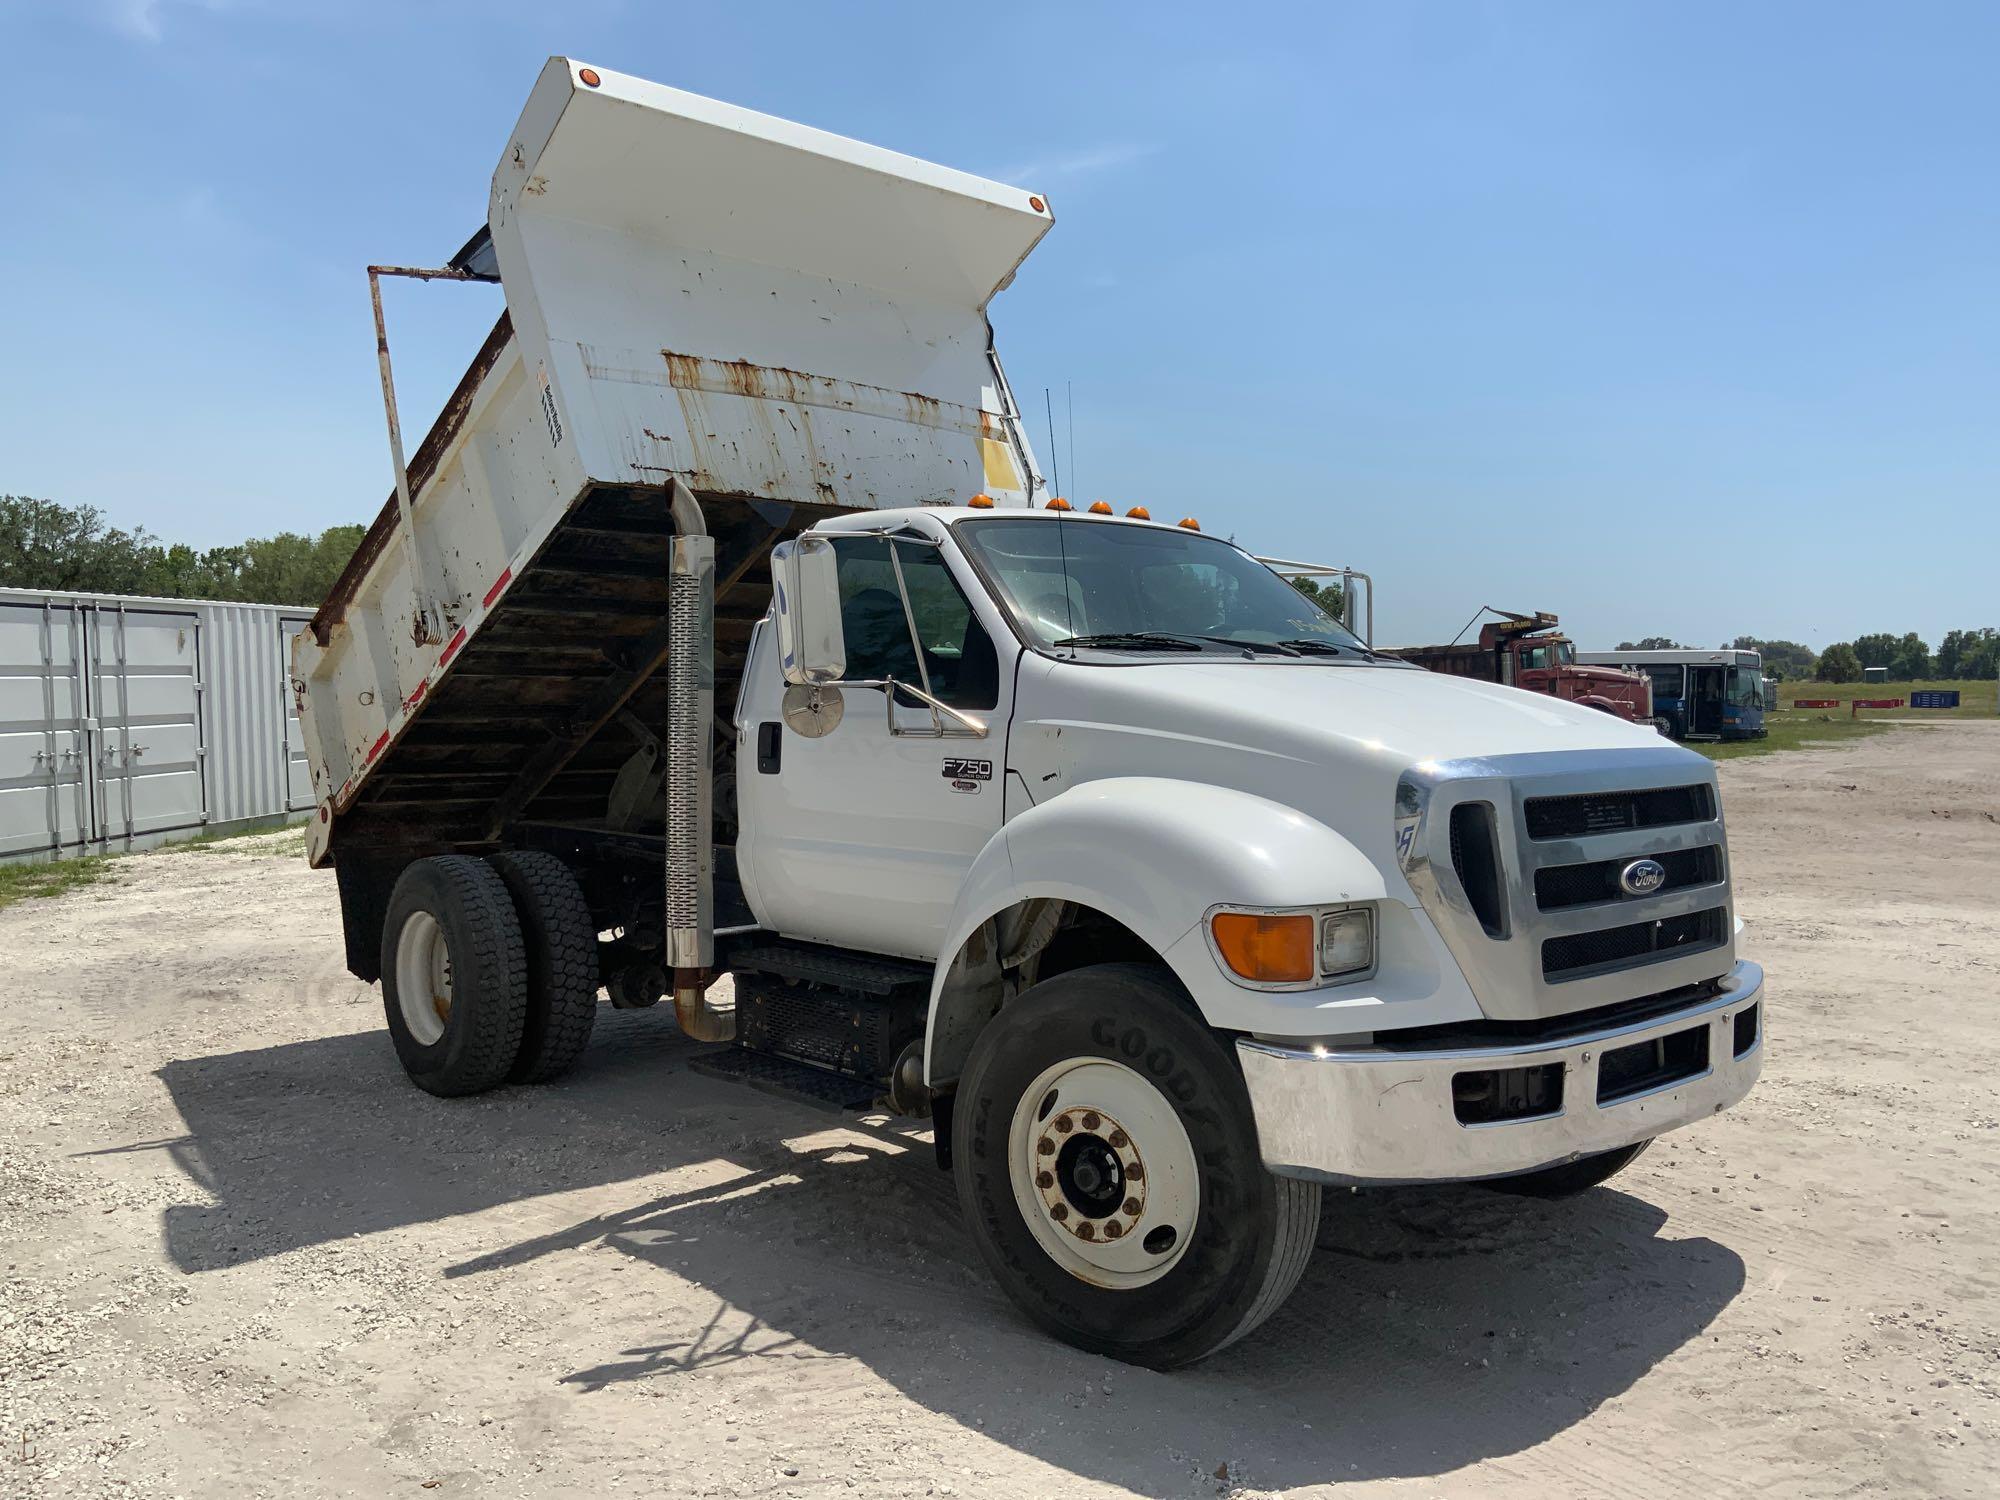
[1207,903,1377,989]
[1319,906,1374,979]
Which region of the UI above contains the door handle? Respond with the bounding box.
[756,722,782,774]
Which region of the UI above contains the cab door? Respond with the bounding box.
[736,531,1016,960]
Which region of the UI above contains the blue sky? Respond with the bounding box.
[2,1,1994,652]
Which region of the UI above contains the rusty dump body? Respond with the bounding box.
[292,58,1053,971]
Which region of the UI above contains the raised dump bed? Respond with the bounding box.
[296,58,1052,971]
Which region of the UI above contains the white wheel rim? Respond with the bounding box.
[1007,1056,1200,1289]
[394,910,453,1046]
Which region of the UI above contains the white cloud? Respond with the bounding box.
[987,142,1159,189]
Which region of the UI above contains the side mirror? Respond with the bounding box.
[771,536,846,685]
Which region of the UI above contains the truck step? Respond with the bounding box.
[689,1046,882,1112]
[726,941,931,996]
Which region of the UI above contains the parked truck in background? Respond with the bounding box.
[296,60,1765,1368]
[1385,609,1660,728]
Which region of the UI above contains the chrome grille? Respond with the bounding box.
[1541,906,1728,981]
[1523,783,1713,840]
[1398,748,1735,1022]
[1534,844,1722,911]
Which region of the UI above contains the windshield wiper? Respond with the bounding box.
[1196,636,1302,656]
[1053,632,1206,653]
[1276,638,1387,661]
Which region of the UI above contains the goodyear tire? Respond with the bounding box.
[380,856,528,1098]
[488,850,599,1083]
[1488,1139,1652,1199]
[953,962,1320,1368]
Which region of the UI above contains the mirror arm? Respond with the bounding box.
[840,678,989,738]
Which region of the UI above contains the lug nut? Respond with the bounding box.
[1075,1222,1096,1240]
[1054,1116,1074,1134]
[1051,1203,1068,1222]
[1103,1220,1123,1239]
[1123,1197,1142,1216]
[1036,1171,1054,1189]
[1108,1129,1128,1148]
[1037,1138,1054,1156]
[1081,1111,1101,1130]
[1126,1162,1144,1180]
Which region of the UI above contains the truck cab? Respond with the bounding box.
[297,59,1764,1369]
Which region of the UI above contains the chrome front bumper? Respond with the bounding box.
[1237,960,1764,1186]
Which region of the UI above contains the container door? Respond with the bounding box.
[0,601,92,858]
[88,605,206,844]
[278,614,315,811]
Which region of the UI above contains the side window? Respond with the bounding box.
[832,537,998,710]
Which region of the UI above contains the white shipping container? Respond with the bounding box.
[0,588,314,863]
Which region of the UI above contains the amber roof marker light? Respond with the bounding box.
[967,493,995,509]
[578,67,602,87]
[1087,501,1113,515]
[1126,506,1151,520]
[1045,496,1072,511]
[1029,195,1047,213]
[1178,517,1201,531]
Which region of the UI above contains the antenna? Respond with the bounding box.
[1044,387,1061,497]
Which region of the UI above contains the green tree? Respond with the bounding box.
[0,495,360,606]
[1815,642,1862,682]
[1287,574,1346,622]
[1888,632,1931,679]
[1616,636,1683,650]
[1730,636,1814,680]
[1937,627,1998,680]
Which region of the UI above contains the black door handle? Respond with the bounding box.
[756,721,781,774]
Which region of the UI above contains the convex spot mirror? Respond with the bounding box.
[771,536,845,686]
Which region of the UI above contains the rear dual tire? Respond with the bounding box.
[953,963,1320,1369]
[380,852,598,1097]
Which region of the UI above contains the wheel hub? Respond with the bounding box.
[1039,1109,1145,1240]
[1008,1057,1198,1288]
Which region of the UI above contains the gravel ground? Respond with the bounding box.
[2,723,1996,1499]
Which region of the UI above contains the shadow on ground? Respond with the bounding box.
[136,1010,1744,1492]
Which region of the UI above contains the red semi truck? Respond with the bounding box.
[1387,609,1659,726]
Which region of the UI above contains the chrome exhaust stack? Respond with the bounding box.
[664,479,732,1042]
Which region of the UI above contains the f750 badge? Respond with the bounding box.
[943,758,992,781]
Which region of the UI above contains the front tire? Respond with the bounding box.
[953,963,1319,1368]
[381,856,528,1098]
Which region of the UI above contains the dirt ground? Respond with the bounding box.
[3,723,1996,1499]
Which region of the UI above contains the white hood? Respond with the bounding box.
[1010,657,1709,881]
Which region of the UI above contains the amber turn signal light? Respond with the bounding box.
[1210,912,1315,985]
[578,68,601,87]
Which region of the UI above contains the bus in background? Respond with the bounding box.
[1576,648,1767,742]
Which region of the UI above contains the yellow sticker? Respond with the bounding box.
[981,437,1021,492]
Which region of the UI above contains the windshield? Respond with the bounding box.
[1727,665,1763,708]
[954,518,1368,656]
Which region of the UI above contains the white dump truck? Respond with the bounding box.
[297,59,1765,1367]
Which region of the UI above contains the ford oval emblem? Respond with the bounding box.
[1619,858,1667,897]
